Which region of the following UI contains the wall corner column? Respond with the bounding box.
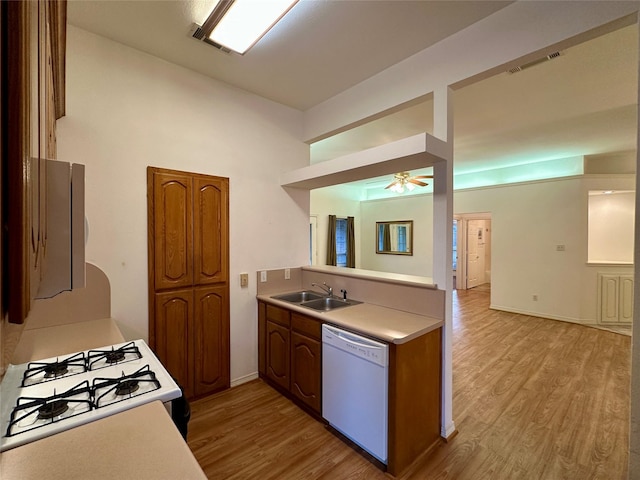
[432,85,455,439]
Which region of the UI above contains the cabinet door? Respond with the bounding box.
[193,285,230,397]
[155,289,194,398]
[152,171,193,290]
[266,320,290,390]
[290,331,321,413]
[193,176,229,285]
[619,275,634,324]
[599,274,620,324]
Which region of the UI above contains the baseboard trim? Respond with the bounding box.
[489,304,590,325]
[230,372,259,388]
[441,421,457,439]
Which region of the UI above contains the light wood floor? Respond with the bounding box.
[188,288,631,479]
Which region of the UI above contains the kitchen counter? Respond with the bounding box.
[257,293,443,344]
[1,317,207,480]
[0,401,206,480]
[10,317,125,364]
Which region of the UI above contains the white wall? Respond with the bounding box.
[360,195,434,276]
[57,26,310,384]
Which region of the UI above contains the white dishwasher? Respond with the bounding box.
[322,324,389,464]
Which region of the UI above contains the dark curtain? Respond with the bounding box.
[346,216,355,268]
[326,214,337,266]
[383,223,391,251]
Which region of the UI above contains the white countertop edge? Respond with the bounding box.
[258,294,443,345]
[302,265,438,289]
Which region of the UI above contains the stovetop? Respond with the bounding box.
[0,339,180,452]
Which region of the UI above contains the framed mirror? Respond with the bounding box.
[376,220,413,255]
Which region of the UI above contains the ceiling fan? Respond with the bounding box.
[385,172,433,193]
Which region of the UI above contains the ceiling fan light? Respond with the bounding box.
[208,0,299,54]
[406,183,415,191]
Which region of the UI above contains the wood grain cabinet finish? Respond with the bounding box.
[257,301,443,475]
[4,0,66,324]
[259,302,322,415]
[194,178,228,285]
[266,320,290,390]
[148,167,229,400]
[154,289,194,398]
[153,172,193,291]
[290,330,321,413]
[194,285,230,396]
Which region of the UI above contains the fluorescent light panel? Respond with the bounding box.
[207,0,298,54]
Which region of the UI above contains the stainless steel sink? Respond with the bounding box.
[299,297,362,312]
[271,291,362,312]
[271,291,324,303]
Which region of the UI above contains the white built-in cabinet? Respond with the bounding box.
[598,273,634,324]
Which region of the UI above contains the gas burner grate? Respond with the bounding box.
[6,381,94,438]
[93,365,160,408]
[87,342,142,371]
[21,352,87,387]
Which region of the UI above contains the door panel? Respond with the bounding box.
[466,220,480,288]
[194,177,228,285]
[290,331,321,413]
[153,172,193,290]
[620,275,634,324]
[266,320,290,390]
[194,285,230,396]
[600,274,619,324]
[155,289,193,398]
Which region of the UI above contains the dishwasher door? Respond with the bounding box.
[322,324,389,463]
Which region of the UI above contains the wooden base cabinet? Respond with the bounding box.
[259,302,322,415]
[290,314,322,413]
[258,300,443,476]
[266,320,290,390]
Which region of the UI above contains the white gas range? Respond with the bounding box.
[0,339,181,452]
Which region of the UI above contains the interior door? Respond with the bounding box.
[466,220,485,289]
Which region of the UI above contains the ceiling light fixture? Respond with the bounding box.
[385,172,433,194]
[193,0,299,55]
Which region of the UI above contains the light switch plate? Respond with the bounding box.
[260,271,267,283]
[240,273,249,287]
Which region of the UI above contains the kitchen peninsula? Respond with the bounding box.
[256,266,445,476]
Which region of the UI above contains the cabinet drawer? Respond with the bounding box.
[266,304,290,327]
[291,313,321,340]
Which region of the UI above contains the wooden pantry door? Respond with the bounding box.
[148,167,230,400]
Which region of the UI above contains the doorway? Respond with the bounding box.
[454,213,492,291]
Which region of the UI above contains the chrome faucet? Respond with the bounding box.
[311,282,333,297]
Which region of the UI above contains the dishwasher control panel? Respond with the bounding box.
[322,324,388,367]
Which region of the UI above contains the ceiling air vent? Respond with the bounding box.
[508,51,562,74]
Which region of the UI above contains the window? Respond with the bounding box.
[336,218,347,267]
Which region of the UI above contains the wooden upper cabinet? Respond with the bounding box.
[4,0,65,324]
[193,177,229,285]
[153,171,194,290]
